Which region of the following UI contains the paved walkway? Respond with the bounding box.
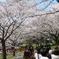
[15,53,24,59]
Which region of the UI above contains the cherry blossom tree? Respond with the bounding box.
[6,31,22,56]
[0,1,37,59]
[0,0,59,59]
[21,7,59,46]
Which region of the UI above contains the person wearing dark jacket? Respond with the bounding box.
[23,46,30,59]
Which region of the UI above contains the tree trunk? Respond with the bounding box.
[2,40,7,59]
[12,47,15,56]
[13,49,15,56]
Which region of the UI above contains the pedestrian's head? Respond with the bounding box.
[40,48,48,56]
[55,46,58,49]
[55,46,59,51]
[25,46,28,50]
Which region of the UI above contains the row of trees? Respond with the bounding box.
[23,8,59,46]
[0,0,59,59]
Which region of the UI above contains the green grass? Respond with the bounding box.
[7,55,15,59]
[0,51,24,59]
[0,54,15,59]
[0,56,2,59]
[18,51,24,54]
[0,53,2,59]
[0,52,16,59]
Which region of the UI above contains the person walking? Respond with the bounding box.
[23,46,30,59]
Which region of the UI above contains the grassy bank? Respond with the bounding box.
[0,54,15,59]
